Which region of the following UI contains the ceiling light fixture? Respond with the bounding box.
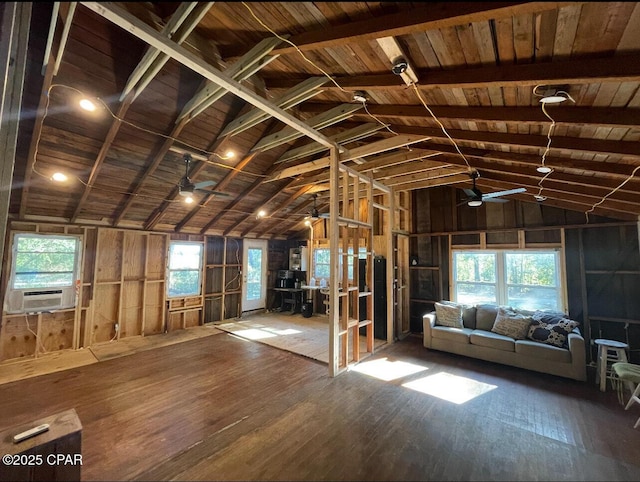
[539,90,569,104]
[304,220,311,227]
[257,209,266,218]
[536,165,552,174]
[51,172,68,182]
[467,199,483,207]
[79,98,97,111]
[184,195,194,204]
[534,195,547,202]
[223,150,235,159]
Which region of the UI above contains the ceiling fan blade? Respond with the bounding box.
[482,187,527,200]
[483,197,509,203]
[193,180,215,189]
[194,188,231,197]
[462,188,477,197]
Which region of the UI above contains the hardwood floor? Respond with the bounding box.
[1,332,639,481]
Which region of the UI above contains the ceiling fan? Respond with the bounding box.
[459,171,526,207]
[177,153,230,198]
[305,194,329,219]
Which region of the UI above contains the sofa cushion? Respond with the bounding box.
[439,300,477,329]
[470,330,515,352]
[432,326,473,344]
[527,311,579,348]
[475,304,500,331]
[515,339,571,363]
[434,302,463,328]
[491,307,532,340]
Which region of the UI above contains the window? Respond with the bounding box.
[167,242,203,297]
[313,246,367,281]
[4,233,81,313]
[452,249,564,312]
[10,234,80,289]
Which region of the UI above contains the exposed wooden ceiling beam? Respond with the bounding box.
[178,35,283,122]
[82,2,340,151]
[276,123,386,165]
[70,93,135,223]
[251,185,313,238]
[421,142,640,179]
[299,103,640,128]
[383,173,470,192]
[112,116,190,226]
[263,53,640,91]
[392,124,640,158]
[219,76,328,139]
[251,103,362,152]
[473,178,640,214]
[52,2,76,76]
[223,2,569,57]
[125,2,213,101]
[266,134,432,182]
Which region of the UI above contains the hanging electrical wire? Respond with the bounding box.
[584,164,640,223]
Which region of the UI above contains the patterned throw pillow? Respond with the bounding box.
[434,302,463,328]
[491,307,532,339]
[527,311,579,348]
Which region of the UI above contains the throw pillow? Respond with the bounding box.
[491,307,532,339]
[527,311,579,348]
[439,300,476,329]
[475,304,500,331]
[434,302,464,328]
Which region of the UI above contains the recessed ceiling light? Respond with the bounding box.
[79,98,97,111]
[51,172,68,182]
[536,165,552,174]
[224,150,235,159]
[257,209,266,218]
[184,196,194,204]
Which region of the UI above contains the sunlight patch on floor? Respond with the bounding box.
[350,357,428,381]
[403,371,497,404]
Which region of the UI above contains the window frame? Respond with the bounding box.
[451,248,566,312]
[167,241,204,298]
[9,233,82,291]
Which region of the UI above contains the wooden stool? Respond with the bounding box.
[612,362,640,429]
[594,339,629,392]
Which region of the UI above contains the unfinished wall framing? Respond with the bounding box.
[328,151,395,377]
[203,235,243,322]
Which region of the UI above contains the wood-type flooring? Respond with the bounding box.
[1,332,639,481]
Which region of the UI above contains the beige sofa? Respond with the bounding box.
[423,303,587,381]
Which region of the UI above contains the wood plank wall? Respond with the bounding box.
[410,186,640,364]
[0,222,249,362]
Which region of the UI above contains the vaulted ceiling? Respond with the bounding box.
[9,2,640,238]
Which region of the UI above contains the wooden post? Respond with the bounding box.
[329,146,340,377]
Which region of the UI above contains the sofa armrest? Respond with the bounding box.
[567,329,587,381]
[423,311,436,348]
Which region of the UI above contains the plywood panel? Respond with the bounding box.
[184,309,201,328]
[0,315,38,361]
[83,227,97,284]
[167,312,183,332]
[144,282,165,335]
[96,229,123,282]
[121,281,143,338]
[147,234,167,281]
[93,284,119,344]
[39,311,75,353]
[123,232,146,280]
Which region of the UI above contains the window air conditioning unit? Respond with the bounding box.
[4,288,77,314]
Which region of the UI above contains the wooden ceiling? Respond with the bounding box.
[10,2,640,238]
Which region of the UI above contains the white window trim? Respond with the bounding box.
[167,241,203,298]
[451,248,567,312]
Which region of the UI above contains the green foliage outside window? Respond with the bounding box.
[13,235,78,289]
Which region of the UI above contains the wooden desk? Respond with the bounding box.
[274,288,304,313]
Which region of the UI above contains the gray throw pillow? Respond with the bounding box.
[475,304,500,331]
[491,307,532,340]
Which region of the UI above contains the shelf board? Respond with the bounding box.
[358,319,372,327]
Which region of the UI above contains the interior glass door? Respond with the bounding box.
[242,239,268,312]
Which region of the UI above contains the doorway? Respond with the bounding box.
[242,239,268,312]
